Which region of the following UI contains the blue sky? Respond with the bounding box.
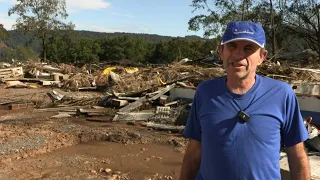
[0,0,205,37]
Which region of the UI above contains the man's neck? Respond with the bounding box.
[226,74,256,95]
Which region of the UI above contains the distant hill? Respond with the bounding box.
[3,30,204,53]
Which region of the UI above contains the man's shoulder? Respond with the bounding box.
[197,76,225,90]
[259,74,293,93]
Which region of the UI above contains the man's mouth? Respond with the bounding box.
[231,62,245,67]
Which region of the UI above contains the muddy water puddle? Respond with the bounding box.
[0,141,184,180]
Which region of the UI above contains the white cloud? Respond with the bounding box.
[4,0,111,12]
[0,14,16,30]
[66,0,111,13]
[75,23,150,34]
[75,23,124,33]
[0,0,17,4]
[121,24,150,33]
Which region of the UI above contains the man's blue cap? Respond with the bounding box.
[221,21,266,48]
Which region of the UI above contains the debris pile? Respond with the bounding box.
[0,58,320,148]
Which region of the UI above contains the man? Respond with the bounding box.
[179,21,310,180]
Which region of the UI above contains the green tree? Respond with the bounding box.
[0,46,38,62]
[8,0,74,62]
[188,0,254,38]
[76,38,102,64]
[188,0,320,58]
[0,24,8,42]
[281,0,320,56]
[99,36,150,63]
[47,29,80,63]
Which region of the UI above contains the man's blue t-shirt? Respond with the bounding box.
[184,74,309,180]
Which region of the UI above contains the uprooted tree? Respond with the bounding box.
[188,0,320,59]
[8,0,75,62]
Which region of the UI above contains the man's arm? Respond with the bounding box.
[286,142,310,180]
[179,139,201,180]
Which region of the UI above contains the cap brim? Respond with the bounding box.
[221,38,264,48]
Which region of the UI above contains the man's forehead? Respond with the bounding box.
[226,40,259,47]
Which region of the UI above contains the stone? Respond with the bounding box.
[105,168,112,174]
[106,175,118,180]
[106,175,116,180]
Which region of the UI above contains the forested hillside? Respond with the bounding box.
[4,30,203,53]
[1,30,216,64]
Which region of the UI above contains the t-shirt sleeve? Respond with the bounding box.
[183,88,202,142]
[282,90,309,147]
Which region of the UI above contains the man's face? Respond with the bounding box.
[219,40,267,80]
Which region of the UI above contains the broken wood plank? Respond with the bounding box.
[78,87,97,91]
[117,96,140,101]
[86,116,113,122]
[77,108,109,113]
[5,81,28,88]
[164,101,179,106]
[113,110,155,121]
[141,122,185,132]
[118,96,147,113]
[118,83,176,113]
[42,65,61,72]
[112,99,129,108]
[9,102,34,110]
[51,112,74,118]
[291,67,320,73]
[0,100,20,105]
[176,82,196,89]
[2,78,43,82]
[76,108,111,116]
[41,80,61,86]
[0,67,23,76]
[33,106,89,112]
[149,83,176,101]
[266,74,292,79]
[91,106,105,109]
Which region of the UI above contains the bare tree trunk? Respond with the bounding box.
[317,4,320,58]
[242,0,245,21]
[42,34,46,63]
[270,0,276,61]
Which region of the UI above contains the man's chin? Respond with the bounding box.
[228,72,250,80]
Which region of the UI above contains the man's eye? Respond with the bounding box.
[245,48,253,52]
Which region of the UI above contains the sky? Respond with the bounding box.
[0,0,205,37]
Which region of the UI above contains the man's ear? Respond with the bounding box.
[218,43,223,61]
[258,49,268,65]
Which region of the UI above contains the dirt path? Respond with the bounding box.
[0,141,183,180]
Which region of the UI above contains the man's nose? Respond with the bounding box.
[233,48,246,59]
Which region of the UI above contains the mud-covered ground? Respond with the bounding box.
[0,87,319,180]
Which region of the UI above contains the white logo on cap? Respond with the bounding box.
[233,29,254,35]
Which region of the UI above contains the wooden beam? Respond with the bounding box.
[141,122,184,132]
